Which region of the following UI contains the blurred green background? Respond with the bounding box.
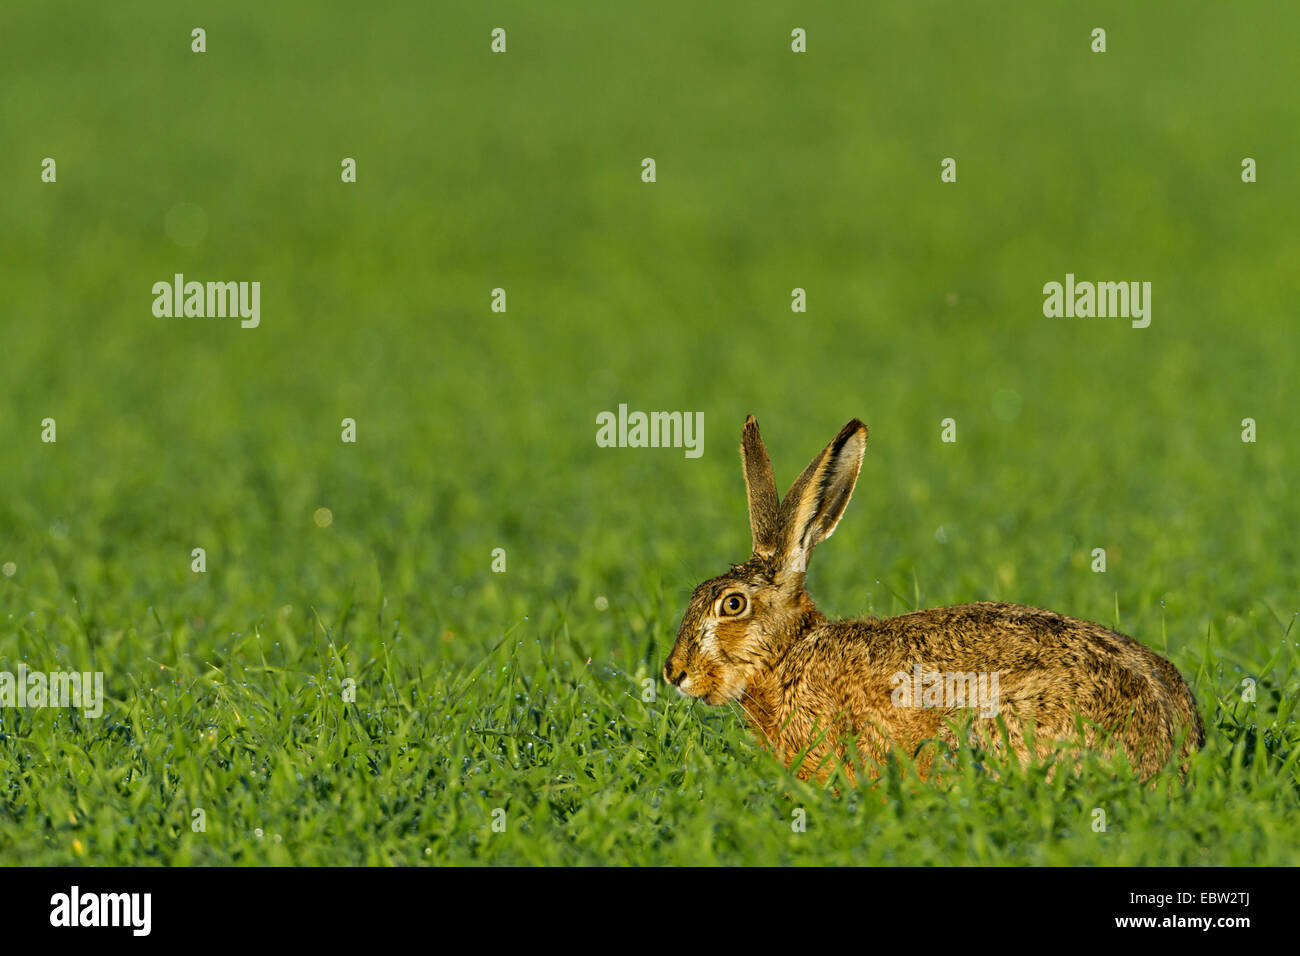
[1,1,1296,865]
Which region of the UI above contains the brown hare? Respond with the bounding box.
[663,416,1204,783]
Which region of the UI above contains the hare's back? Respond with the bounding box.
[848,602,1172,683]
[839,601,1199,729]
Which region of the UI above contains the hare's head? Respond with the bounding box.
[663,416,868,704]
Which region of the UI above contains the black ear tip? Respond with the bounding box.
[744,414,758,427]
[843,418,867,437]
[828,419,868,455]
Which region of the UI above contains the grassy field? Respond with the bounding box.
[1,1,1297,865]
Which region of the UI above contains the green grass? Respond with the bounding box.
[1,0,1297,865]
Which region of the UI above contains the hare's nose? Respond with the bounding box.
[664,665,687,686]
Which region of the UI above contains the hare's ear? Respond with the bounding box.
[741,415,781,557]
[775,419,868,578]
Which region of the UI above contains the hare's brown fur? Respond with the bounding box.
[664,417,1204,783]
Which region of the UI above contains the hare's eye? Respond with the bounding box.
[720,593,748,616]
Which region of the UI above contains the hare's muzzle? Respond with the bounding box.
[663,643,696,696]
[663,655,686,687]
